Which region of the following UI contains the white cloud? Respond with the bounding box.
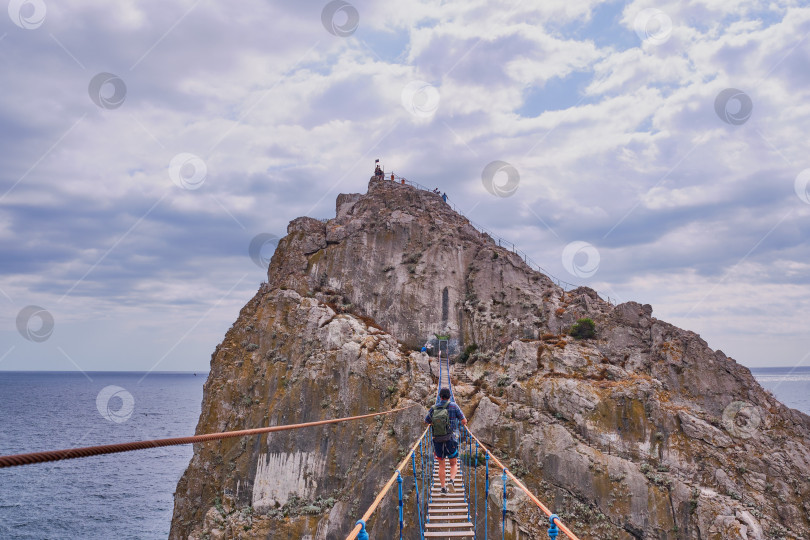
[2,0,810,370]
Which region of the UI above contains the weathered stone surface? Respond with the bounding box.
[172,177,810,540]
[678,410,733,447]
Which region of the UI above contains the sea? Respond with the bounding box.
[0,367,808,539]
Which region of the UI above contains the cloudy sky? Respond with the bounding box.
[1,0,809,372]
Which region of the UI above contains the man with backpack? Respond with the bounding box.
[424,388,467,494]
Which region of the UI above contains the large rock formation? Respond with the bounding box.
[171,177,810,539]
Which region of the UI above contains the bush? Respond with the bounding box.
[459,344,478,363]
[496,375,512,387]
[570,318,596,339]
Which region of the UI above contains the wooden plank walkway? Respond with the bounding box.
[424,463,474,538]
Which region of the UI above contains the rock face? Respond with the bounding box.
[171,177,810,540]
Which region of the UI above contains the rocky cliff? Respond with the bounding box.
[170,177,810,539]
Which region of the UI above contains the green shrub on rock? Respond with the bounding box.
[459,343,478,363]
[570,318,596,339]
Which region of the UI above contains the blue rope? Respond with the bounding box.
[425,426,436,512]
[466,429,472,520]
[484,453,489,540]
[467,430,472,520]
[445,349,454,402]
[411,452,424,540]
[474,441,479,537]
[419,437,427,525]
[462,429,469,520]
[397,471,404,540]
[458,429,465,508]
[356,519,369,540]
[436,351,442,405]
[502,469,508,540]
[548,514,560,539]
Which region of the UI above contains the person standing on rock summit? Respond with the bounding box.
[425,387,467,495]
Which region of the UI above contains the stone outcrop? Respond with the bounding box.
[171,177,810,540]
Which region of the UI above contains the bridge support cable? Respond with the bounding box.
[464,427,581,540]
[345,426,431,540]
[397,472,405,540]
[411,450,426,540]
[502,468,508,539]
[0,404,418,469]
[465,442,478,535]
[463,428,471,522]
[485,453,490,540]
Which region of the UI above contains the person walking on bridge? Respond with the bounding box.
[425,387,467,494]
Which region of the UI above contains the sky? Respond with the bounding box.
[1,0,809,372]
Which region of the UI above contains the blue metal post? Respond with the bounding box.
[484,453,490,540]
[397,471,404,540]
[548,514,560,539]
[502,469,508,540]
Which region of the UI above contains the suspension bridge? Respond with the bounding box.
[0,341,579,539]
[346,339,579,540]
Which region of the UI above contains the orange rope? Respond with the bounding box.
[466,428,581,540]
[0,405,417,469]
[345,425,430,540]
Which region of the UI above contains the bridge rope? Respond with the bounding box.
[2,336,582,538]
[346,346,582,539]
[0,405,417,469]
[346,425,431,540]
[464,427,581,540]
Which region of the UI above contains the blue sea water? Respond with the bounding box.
[0,372,205,540]
[0,368,808,539]
[749,366,810,415]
